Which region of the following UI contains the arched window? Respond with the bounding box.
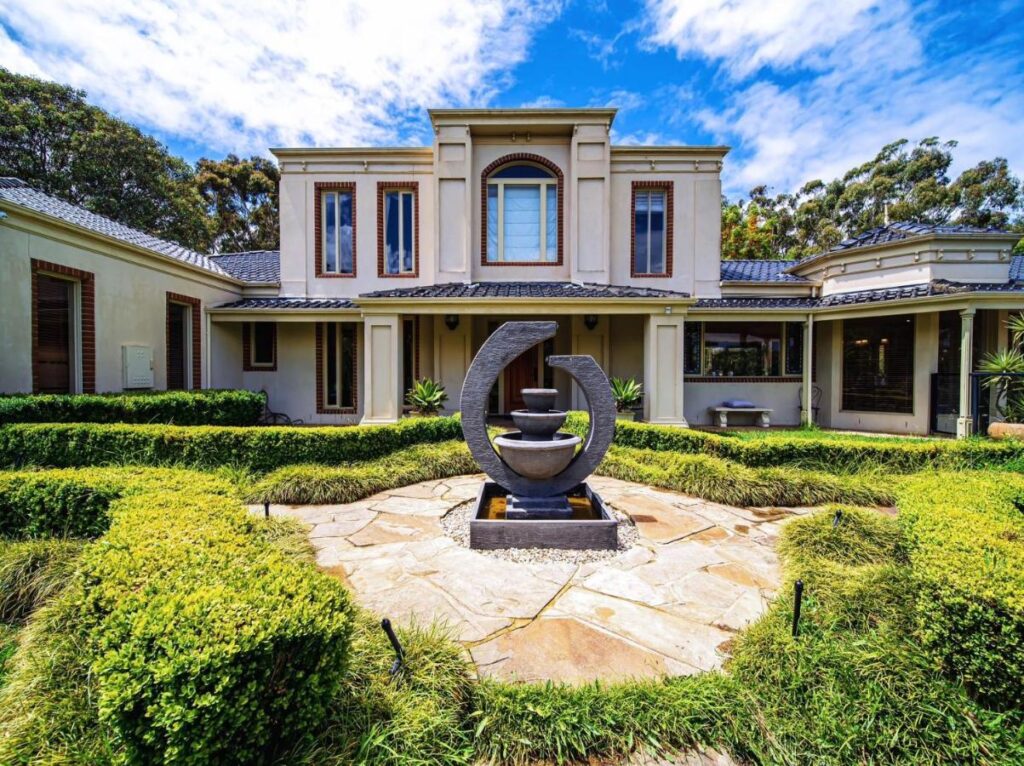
[483,158,561,264]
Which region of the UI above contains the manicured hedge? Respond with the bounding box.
[895,472,1024,710]
[0,473,117,539]
[0,416,464,472]
[0,389,267,426]
[565,412,1024,472]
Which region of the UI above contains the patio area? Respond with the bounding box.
[257,475,809,684]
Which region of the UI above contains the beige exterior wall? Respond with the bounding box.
[684,381,803,427]
[0,213,241,394]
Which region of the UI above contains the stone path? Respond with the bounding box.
[255,475,809,685]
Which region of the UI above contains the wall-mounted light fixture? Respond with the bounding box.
[444,314,460,331]
[583,314,598,331]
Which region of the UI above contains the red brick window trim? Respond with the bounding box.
[377,182,420,278]
[480,153,564,267]
[631,181,674,278]
[242,322,278,371]
[315,321,359,414]
[314,182,357,278]
[166,292,202,389]
[30,259,95,394]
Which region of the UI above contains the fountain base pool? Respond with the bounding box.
[469,481,617,550]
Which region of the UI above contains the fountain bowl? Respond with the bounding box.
[493,431,581,479]
[510,409,568,440]
[521,388,558,412]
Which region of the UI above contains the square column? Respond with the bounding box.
[361,314,402,424]
[644,313,688,426]
[571,314,609,410]
[801,314,814,426]
[956,307,976,438]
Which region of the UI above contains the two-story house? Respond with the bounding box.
[1,107,1022,436]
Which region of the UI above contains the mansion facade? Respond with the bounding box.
[1,107,1022,437]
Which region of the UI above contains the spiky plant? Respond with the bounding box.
[404,378,449,416]
[609,377,643,412]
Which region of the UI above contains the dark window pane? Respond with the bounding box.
[325,323,338,407]
[36,275,73,393]
[785,322,804,375]
[385,192,400,274]
[703,322,782,377]
[634,192,649,274]
[167,302,189,390]
[252,322,275,366]
[324,193,337,272]
[492,164,554,179]
[648,192,665,273]
[402,319,416,396]
[402,192,414,272]
[486,184,499,260]
[338,192,353,274]
[340,324,356,409]
[684,322,701,375]
[842,316,915,413]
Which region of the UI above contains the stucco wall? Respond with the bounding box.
[684,381,803,427]
[0,218,240,394]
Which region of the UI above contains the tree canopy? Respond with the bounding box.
[722,138,1024,260]
[0,69,279,254]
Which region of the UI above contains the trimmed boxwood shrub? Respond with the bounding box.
[0,474,117,539]
[0,389,267,426]
[0,416,464,472]
[895,472,1024,710]
[565,412,1024,472]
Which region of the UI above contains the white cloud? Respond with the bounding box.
[0,0,563,155]
[519,95,566,108]
[643,0,921,78]
[641,0,1023,198]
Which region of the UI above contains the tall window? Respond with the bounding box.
[320,322,358,411]
[842,316,915,413]
[685,322,804,377]
[244,322,276,370]
[35,275,76,393]
[485,163,558,263]
[319,186,355,275]
[167,302,192,390]
[381,186,417,276]
[632,182,672,276]
[402,318,418,398]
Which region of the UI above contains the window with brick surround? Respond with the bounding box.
[316,183,356,276]
[317,322,358,412]
[631,182,673,276]
[380,185,418,276]
[31,259,95,394]
[480,155,564,266]
[166,293,201,390]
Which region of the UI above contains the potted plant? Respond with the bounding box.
[405,378,448,416]
[980,312,1024,439]
[609,377,643,421]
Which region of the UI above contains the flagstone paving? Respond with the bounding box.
[255,474,809,685]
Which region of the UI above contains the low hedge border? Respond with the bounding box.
[0,389,267,426]
[0,416,464,473]
[565,412,1024,472]
[895,472,1024,710]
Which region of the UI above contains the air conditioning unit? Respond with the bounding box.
[122,344,154,389]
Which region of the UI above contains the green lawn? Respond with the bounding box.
[1,411,1022,765]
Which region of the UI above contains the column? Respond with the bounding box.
[433,313,471,414]
[643,312,688,426]
[361,314,402,424]
[801,314,814,426]
[956,307,975,439]
[571,314,609,410]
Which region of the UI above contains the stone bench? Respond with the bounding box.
[710,407,772,428]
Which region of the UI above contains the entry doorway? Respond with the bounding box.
[504,346,539,412]
[35,274,76,393]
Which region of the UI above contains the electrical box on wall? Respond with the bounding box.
[122,345,154,389]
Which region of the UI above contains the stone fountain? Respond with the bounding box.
[461,321,617,550]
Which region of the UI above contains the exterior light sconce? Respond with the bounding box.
[583,314,598,331]
[444,314,460,331]
[936,249,944,260]
[649,160,656,171]
[913,251,921,262]
[875,257,882,268]
[664,306,672,315]
[999,249,1008,261]
[967,249,975,260]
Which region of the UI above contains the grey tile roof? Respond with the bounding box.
[0,177,232,278]
[720,260,806,282]
[828,221,1013,253]
[213,297,356,310]
[1011,254,1023,283]
[360,281,691,300]
[695,279,1024,310]
[209,250,280,283]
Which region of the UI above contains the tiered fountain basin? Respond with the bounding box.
[469,388,617,550]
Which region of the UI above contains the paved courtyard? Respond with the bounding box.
[257,475,807,684]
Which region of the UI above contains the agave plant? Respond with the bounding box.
[979,347,1024,424]
[405,378,448,416]
[609,377,643,412]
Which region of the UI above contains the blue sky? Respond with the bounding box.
[1,0,1021,198]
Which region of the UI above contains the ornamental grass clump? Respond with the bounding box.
[0,539,84,623]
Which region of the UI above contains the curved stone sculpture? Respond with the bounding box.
[460,321,615,498]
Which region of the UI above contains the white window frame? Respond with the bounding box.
[384,189,416,274]
[634,189,668,275]
[321,190,354,275]
[249,322,275,368]
[486,166,558,263]
[323,322,357,410]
